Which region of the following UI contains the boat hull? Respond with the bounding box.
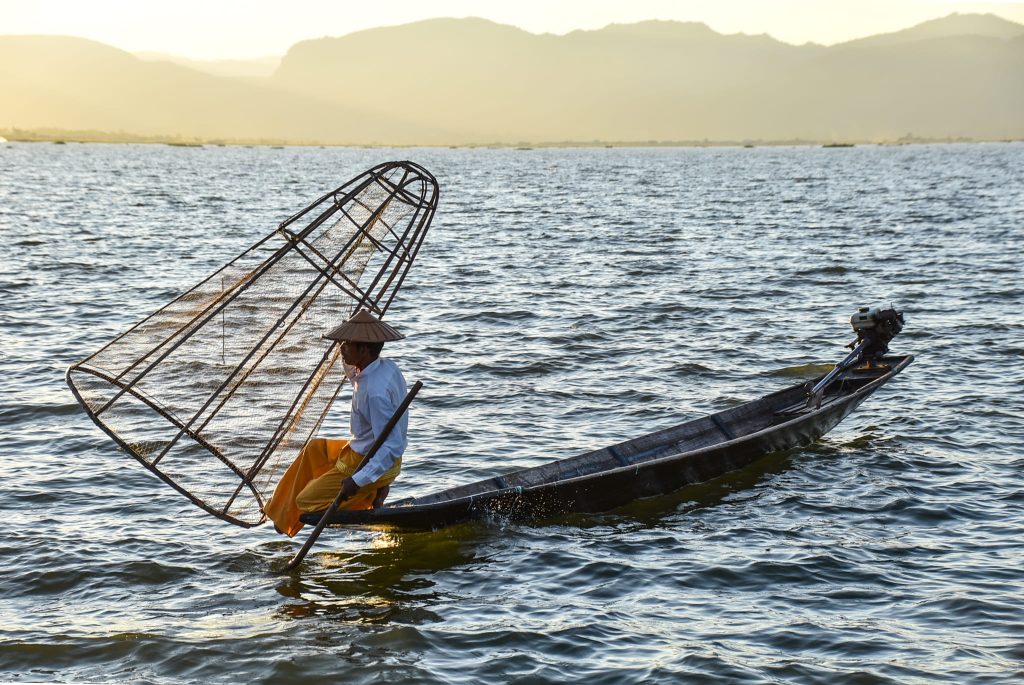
[306,355,912,531]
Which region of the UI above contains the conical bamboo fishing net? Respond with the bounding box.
[66,161,439,527]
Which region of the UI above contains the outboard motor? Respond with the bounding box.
[805,305,905,408]
[849,306,905,361]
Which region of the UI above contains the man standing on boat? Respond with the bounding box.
[264,309,409,537]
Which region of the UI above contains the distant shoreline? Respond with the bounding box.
[3,128,1017,149]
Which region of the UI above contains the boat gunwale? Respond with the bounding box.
[354,354,915,516]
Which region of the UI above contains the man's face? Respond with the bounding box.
[340,340,369,369]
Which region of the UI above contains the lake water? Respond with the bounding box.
[1,142,1022,683]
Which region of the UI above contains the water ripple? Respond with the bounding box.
[1,142,1022,683]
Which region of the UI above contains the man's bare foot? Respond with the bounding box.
[371,485,390,509]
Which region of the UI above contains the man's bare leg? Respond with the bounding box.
[371,485,390,509]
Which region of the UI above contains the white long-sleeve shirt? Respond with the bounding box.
[347,357,408,487]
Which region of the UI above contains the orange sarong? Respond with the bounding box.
[263,437,402,537]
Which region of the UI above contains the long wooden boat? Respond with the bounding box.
[302,353,913,531]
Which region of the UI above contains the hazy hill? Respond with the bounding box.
[839,11,1024,48]
[0,36,451,143]
[135,52,281,78]
[748,34,1024,140]
[2,14,1023,144]
[271,13,1024,142]
[272,18,822,142]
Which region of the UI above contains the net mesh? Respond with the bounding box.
[67,162,438,527]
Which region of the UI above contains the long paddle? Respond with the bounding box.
[281,379,423,572]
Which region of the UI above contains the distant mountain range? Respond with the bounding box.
[2,13,1022,145]
[134,52,281,79]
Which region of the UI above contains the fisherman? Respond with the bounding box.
[264,309,408,537]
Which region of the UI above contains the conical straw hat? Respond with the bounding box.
[324,309,405,343]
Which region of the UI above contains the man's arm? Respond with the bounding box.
[350,391,407,488]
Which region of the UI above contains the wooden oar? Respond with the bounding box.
[281,380,423,572]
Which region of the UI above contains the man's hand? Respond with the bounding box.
[339,477,360,500]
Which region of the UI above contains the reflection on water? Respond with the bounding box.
[272,526,489,625]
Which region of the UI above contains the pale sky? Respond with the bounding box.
[3,0,1024,59]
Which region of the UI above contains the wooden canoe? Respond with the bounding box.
[301,354,913,531]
